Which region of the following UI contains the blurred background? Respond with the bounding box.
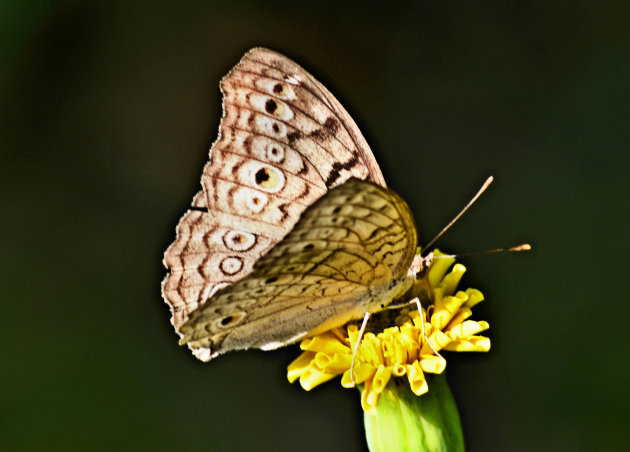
[2,1,628,451]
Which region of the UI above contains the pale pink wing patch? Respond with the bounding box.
[162,48,385,358]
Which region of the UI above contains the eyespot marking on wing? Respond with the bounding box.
[256,115,287,138]
[240,160,286,193]
[255,167,280,191]
[265,142,285,163]
[162,49,388,358]
[248,191,268,212]
[249,93,294,121]
[218,311,246,328]
[223,230,257,251]
[254,77,297,100]
[220,256,244,275]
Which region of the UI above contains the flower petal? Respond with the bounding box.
[300,331,349,353]
[372,365,393,393]
[298,367,338,390]
[420,354,447,374]
[432,291,468,329]
[361,379,380,414]
[446,308,472,330]
[287,352,316,383]
[463,288,484,308]
[407,361,429,395]
[447,320,489,340]
[444,336,491,352]
[440,263,466,295]
[313,351,352,373]
[421,330,450,355]
[427,252,455,287]
[341,363,377,388]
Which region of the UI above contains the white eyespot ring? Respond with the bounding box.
[265,142,285,163]
[256,115,286,137]
[220,256,244,275]
[217,311,246,328]
[246,191,268,213]
[223,230,257,251]
[248,163,285,194]
[268,81,296,99]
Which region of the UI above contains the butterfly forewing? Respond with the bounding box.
[162,49,387,348]
[179,180,417,360]
[162,49,408,363]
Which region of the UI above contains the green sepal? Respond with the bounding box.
[362,374,464,452]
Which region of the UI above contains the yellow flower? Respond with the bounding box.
[287,251,490,413]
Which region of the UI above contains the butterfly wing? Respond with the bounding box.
[179,180,417,360]
[162,49,386,354]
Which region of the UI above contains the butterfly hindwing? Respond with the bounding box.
[179,180,417,360]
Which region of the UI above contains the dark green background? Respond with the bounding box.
[2,1,628,451]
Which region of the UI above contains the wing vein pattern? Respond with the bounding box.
[162,48,392,361]
[179,180,417,360]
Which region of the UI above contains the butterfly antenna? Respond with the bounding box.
[434,243,532,259]
[350,312,370,386]
[421,176,494,255]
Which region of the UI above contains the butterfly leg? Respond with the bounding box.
[413,297,443,359]
[350,312,371,386]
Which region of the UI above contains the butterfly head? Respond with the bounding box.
[407,251,434,278]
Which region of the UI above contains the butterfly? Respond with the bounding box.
[162,48,419,361]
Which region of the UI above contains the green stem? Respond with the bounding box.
[362,374,464,452]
